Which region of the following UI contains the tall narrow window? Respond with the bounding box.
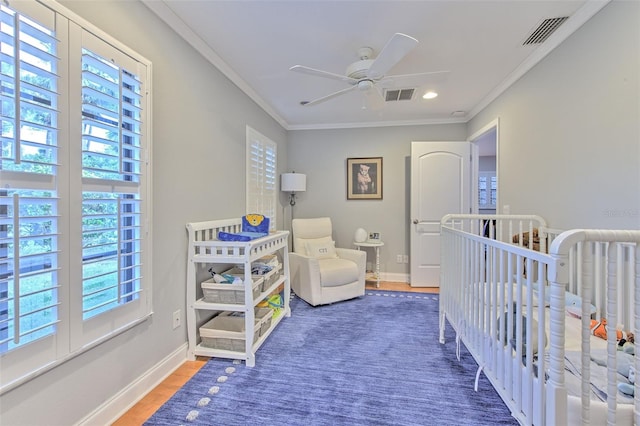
[246,126,276,230]
[80,43,143,321]
[0,2,151,392]
[0,2,60,355]
[478,171,497,209]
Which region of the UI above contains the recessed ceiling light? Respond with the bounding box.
[423,91,438,99]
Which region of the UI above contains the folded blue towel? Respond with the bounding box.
[218,231,268,241]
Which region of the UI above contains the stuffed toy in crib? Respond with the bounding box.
[512,228,547,252]
[588,318,637,397]
[618,366,635,397]
[589,318,634,344]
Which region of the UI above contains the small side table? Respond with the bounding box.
[353,241,384,288]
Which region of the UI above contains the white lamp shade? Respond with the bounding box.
[281,173,306,192]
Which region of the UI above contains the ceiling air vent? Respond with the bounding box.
[384,88,415,102]
[523,16,569,45]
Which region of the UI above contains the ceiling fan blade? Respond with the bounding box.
[366,33,419,80]
[290,65,358,84]
[302,85,358,107]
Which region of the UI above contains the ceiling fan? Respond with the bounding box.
[290,33,448,108]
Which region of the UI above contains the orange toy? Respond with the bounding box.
[590,318,635,343]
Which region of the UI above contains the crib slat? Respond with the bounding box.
[634,245,640,426]
[440,215,640,426]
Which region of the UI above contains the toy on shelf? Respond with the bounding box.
[217,214,270,241]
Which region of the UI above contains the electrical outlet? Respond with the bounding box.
[396,254,403,263]
[172,310,181,330]
[403,255,409,264]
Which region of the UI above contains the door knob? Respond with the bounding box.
[413,219,419,224]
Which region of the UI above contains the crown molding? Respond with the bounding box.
[287,116,468,131]
[143,0,610,132]
[141,0,289,130]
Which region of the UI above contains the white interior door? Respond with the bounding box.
[410,142,472,287]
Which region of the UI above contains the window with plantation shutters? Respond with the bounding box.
[79,35,144,323]
[0,1,151,392]
[246,126,276,231]
[1,1,61,381]
[478,171,497,209]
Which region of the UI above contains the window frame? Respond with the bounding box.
[245,126,276,231]
[0,0,152,393]
[478,170,497,210]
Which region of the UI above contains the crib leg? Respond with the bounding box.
[456,334,461,362]
[439,311,446,344]
[474,365,484,392]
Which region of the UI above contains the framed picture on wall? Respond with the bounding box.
[347,157,383,200]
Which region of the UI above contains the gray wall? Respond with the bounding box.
[287,125,466,279]
[2,0,639,425]
[288,0,640,268]
[0,1,287,425]
[468,1,639,230]
[479,156,496,172]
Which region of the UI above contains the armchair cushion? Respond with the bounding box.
[318,258,360,287]
[304,237,338,259]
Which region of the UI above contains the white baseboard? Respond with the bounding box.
[76,343,188,426]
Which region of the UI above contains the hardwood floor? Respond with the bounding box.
[112,359,208,426]
[112,281,437,425]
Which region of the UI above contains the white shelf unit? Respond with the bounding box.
[186,218,291,367]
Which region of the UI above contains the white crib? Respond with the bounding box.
[439,214,640,425]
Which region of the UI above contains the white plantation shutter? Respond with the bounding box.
[246,126,276,231]
[478,171,497,209]
[0,1,62,388]
[0,2,151,392]
[75,31,147,347]
[72,26,149,349]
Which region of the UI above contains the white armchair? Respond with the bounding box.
[289,217,366,306]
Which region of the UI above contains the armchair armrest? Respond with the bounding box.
[336,247,366,263]
[336,248,366,280]
[288,252,322,303]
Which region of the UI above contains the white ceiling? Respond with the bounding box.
[142,0,608,130]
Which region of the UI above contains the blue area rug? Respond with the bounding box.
[146,292,517,425]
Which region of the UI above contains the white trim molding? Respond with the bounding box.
[76,344,188,426]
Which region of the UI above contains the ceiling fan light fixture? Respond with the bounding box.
[423,91,438,99]
[358,80,373,91]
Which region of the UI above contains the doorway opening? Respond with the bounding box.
[470,119,498,215]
